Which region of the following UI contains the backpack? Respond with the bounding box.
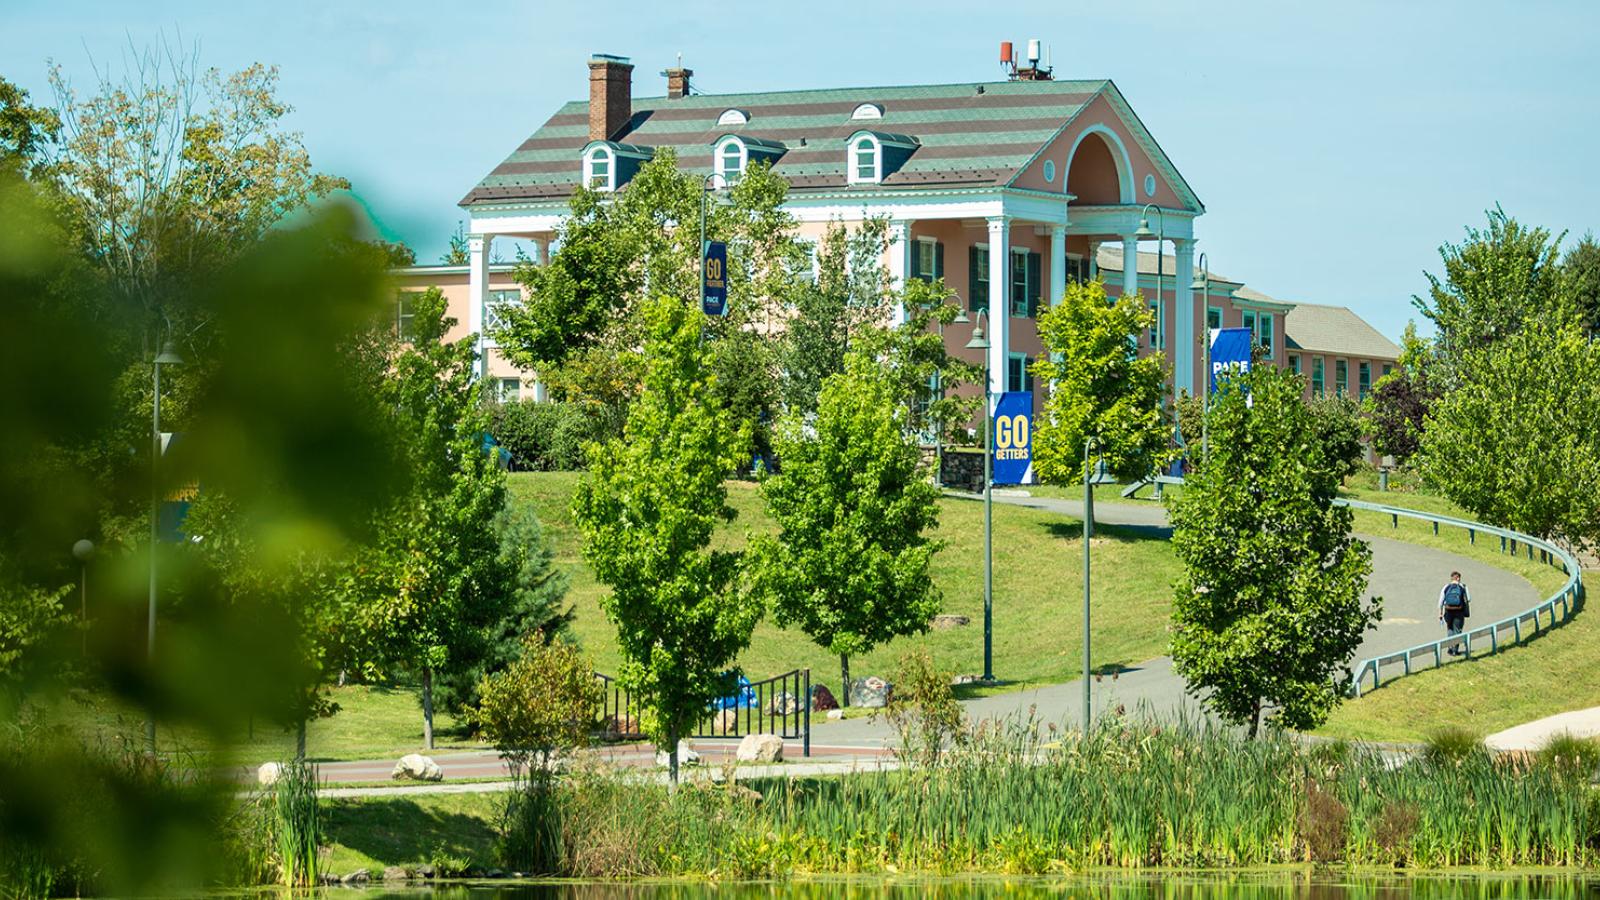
[1443,582,1467,611]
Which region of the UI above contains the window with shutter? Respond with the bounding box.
[1010,249,1029,317]
[1026,251,1041,316]
[968,245,989,312]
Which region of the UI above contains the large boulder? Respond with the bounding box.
[810,683,838,711]
[931,614,971,630]
[849,676,892,709]
[709,708,742,734]
[601,714,639,742]
[654,739,701,768]
[381,866,409,882]
[256,762,283,786]
[391,753,444,782]
[736,733,784,763]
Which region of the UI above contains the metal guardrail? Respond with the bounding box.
[1338,498,1585,697]
[595,668,812,757]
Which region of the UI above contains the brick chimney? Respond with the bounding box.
[663,66,693,100]
[587,54,633,141]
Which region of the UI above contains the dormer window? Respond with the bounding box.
[583,145,615,191]
[714,136,747,186]
[849,134,881,184]
[851,103,884,120]
[717,108,750,126]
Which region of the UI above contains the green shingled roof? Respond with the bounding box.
[462,79,1110,206]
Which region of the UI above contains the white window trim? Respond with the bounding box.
[851,102,884,120]
[914,236,938,280]
[1006,352,1032,393]
[848,135,882,184]
[713,136,748,187]
[1009,247,1030,317]
[583,146,616,192]
[717,108,749,126]
[1257,311,1274,354]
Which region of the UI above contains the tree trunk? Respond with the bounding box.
[1249,698,1262,739]
[840,653,851,708]
[295,719,307,761]
[667,727,679,789]
[422,667,435,750]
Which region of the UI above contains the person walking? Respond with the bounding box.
[1438,571,1471,656]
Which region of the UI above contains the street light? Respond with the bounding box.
[1190,254,1211,461]
[73,539,94,656]
[1134,205,1166,351]
[964,311,995,682]
[148,336,183,755]
[1082,435,1097,734]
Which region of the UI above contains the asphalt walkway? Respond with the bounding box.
[310,493,1545,790]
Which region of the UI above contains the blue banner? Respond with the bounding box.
[991,391,1033,485]
[1209,327,1253,393]
[702,240,728,316]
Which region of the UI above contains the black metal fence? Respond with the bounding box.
[594,668,811,757]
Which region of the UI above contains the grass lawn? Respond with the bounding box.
[321,792,501,874]
[1318,572,1597,743]
[510,470,1182,693]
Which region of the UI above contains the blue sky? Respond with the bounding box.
[6,0,1598,340]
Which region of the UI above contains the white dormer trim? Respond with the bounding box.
[851,103,884,120]
[717,108,750,126]
[848,133,882,184]
[582,145,615,192]
[713,135,748,187]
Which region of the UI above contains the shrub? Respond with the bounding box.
[886,649,966,768]
[471,634,600,776]
[1422,727,1484,768]
[271,758,321,887]
[491,400,590,471]
[1297,777,1348,862]
[1537,732,1600,783]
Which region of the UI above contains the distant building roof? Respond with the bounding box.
[463,79,1156,206]
[1096,246,1240,284]
[1284,302,1402,360]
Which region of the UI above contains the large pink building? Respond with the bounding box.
[403,49,1397,417]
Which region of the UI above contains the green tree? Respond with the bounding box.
[350,288,511,749]
[856,276,983,447]
[1031,280,1174,482]
[496,153,802,449]
[571,295,758,782]
[471,633,599,776]
[1168,365,1380,735]
[0,75,59,178]
[434,501,575,714]
[441,221,471,266]
[1560,232,1600,338]
[748,352,944,706]
[781,218,894,416]
[1412,206,1567,388]
[1418,314,1600,548]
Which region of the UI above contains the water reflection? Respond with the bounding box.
[324,873,1600,900]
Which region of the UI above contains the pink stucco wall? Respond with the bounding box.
[1011,92,1190,211]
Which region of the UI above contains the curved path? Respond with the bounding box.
[308,493,1545,782]
[816,493,1539,746]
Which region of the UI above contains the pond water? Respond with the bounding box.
[321,873,1600,899]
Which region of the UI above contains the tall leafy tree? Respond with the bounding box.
[1561,232,1600,338]
[1412,206,1567,388]
[1418,314,1600,549]
[781,218,894,416]
[571,295,759,782]
[748,352,944,706]
[1031,279,1174,482]
[495,153,802,449]
[349,288,512,749]
[1168,365,1380,735]
[0,75,59,179]
[1364,323,1438,464]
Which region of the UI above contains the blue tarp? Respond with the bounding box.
[713,675,757,710]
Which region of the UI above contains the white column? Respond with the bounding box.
[1088,239,1102,280]
[1120,235,1139,300]
[1173,239,1196,397]
[986,217,1010,398]
[1048,224,1067,307]
[886,219,912,325]
[468,233,492,381]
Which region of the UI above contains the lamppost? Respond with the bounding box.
[73,539,94,656]
[1191,254,1211,461]
[1082,435,1097,733]
[1134,205,1166,350]
[964,311,994,682]
[933,304,971,487]
[147,336,183,755]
